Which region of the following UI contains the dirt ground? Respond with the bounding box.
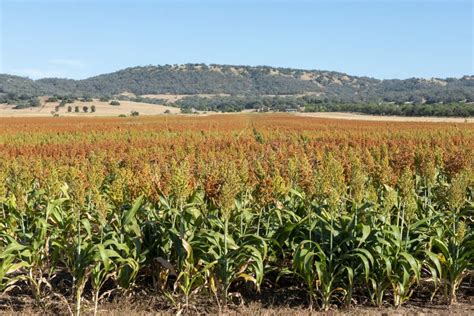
[1,296,472,315]
[1,279,472,315]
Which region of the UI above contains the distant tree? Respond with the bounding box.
[29,97,41,107]
[46,96,59,102]
[180,107,193,114]
[74,106,80,113]
[110,100,121,106]
[59,100,67,107]
[82,96,93,102]
[67,106,72,112]
[130,111,139,117]
[83,106,89,113]
[91,105,96,113]
[99,96,110,102]
[164,109,171,114]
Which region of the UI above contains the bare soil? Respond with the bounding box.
[1,279,472,315]
[1,295,472,315]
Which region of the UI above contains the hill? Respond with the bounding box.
[1,64,473,116]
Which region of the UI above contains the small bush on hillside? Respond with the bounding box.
[181,107,193,114]
[13,103,29,110]
[110,100,121,106]
[29,97,41,107]
[46,96,59,102]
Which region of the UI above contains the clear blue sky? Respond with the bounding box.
[0,0,472,79]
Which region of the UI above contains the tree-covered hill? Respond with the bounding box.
[1,64,473,109]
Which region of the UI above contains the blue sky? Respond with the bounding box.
[0,0,472,79]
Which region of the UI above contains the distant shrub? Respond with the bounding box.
[13,103,29,110]
[29,97,41,107]
[82,97,93,102]
[67,106,72,112]
[110,100,121,106]
[74,106,80,113]
[46,96,59,102]
[164,109,171,114]
[91,105,96,113]
[181,107,193,114]
[118,114,127,117]
[99,96,110,102]
[130,111,139,117]
[131,97,167,104]
[83,106,89,113]
[59,100,67,107]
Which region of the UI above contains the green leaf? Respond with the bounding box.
[358,224,371,246]
[400,252,420,280]
[123,195,144,227]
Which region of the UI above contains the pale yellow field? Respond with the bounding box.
[140,93,231,103]
[0,98,180,117]
[1,99,472,123]
[297,112,474,123]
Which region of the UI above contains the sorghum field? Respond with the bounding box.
[0,114,473,314]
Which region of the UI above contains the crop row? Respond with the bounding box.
[0,115,473,314]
